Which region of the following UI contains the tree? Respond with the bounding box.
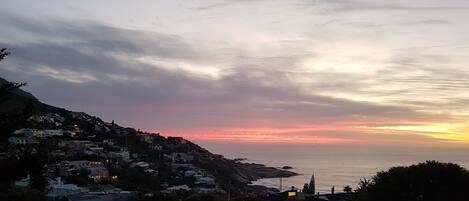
[0,82,27,97]
[0,188,47,201]
[0,48,32,137]
[21,151,48,192]
[30,168,47,192]
[0,48,27,97]
[0,48,10,61]
[302,183,309,193]
[357,178,372,191]
[343,185,352,193]
[355,161,469,201]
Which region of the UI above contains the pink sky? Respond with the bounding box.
[2,0,469,146]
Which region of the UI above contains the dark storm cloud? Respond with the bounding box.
[0,14,203,61]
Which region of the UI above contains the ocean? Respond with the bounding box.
[195,142,469,193]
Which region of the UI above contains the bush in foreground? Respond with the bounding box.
[355,161,469,201]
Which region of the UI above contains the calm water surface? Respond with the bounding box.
[196,142,469,193]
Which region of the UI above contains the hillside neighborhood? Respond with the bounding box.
[0,78,298,201]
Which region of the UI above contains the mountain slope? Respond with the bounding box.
[0,77,297,195]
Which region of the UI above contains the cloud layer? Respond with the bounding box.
[1,0,469,145]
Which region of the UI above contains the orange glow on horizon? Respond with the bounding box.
[164,132,356,144]
[366,123,469,143]
[154,119,469,145]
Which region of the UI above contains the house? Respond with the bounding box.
[13,128,44,137]
[56,160,89,176]
[66,187,134,201]
[184,170,197,177]
[138,134,156,143]
[94,125,111,133]
[108,151,130,161]
[168,137,187,144]
[47,113,65,122]
[47,177,88,197]
[172,153,194,163]
[12,129,63,138]
[193,187,219,193]
[194,175,216,185]
[58,161,109,180]
[86,144,104,152]
[130,162,150,169]
[50,150,66,157]
[161,185,191,193]
[44,129,64,137]
[87,165,109,181]
[59,140,91,150]
[102,139,115,146]
[64,130,77,137]
[14,175,31,188]
[8,137,39,145]
[70,112,88,120]
[27,113,65,127]
[68,160,93,169]
[144,169,158,176]
[149,145,163,151]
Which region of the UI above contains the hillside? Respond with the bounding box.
[0,77,296,200]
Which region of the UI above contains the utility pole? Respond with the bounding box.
[279,176,283,192]
[125,132,128,149]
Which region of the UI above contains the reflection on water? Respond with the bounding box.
[196,142,469,193]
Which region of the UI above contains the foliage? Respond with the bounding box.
[0,48,27,97]
[302,183,309,193]
[343,185,352,193]
[0,146,49,192]
[354,161,469,201]
[0,188,47,201]
[65,175,94,187]
[0,48,33,136]
[231,196,269,201]
[132,192,185,201]
[0,48,10,61]
[110,163,161,191]
[0,82,27,97]
[356,178,372,192]
[184,192,226,201]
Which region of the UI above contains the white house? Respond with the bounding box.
[194,175,216,185]
[13,128,44,137]
[8,137,39,145]
[44,129,64,137]
[14,175,31,188]
[108,151,130,161]
[47,177,88,197]
[161,185,191,193]
[130,162,150,169]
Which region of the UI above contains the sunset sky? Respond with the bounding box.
[1,0,469,146]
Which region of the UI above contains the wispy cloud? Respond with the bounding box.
[1,1,469,145]
[300,0,469,14]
